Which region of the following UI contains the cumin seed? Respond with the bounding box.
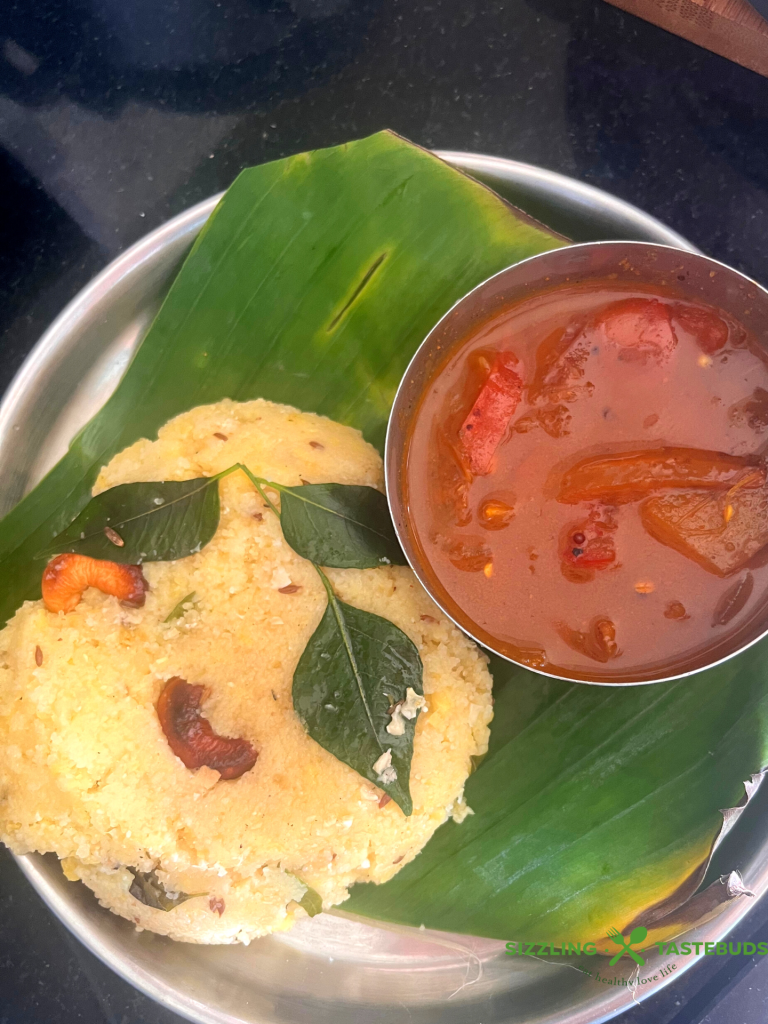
[278,584,301,594]
[35,645,43,667]
[104,526,125,547]
[213,432,228,441]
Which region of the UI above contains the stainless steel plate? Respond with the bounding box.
[4,153,761,1024]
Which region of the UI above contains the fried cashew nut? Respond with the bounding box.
[157,676,258,780]
[42,553,148,613]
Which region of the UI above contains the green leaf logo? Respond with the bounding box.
[606,925,648,966]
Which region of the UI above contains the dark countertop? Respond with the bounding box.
[2,1,768,1021]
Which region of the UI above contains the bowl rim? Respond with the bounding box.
[384,239,768,687]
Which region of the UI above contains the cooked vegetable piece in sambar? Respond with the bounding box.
[405,285,768,681]
[559,513,617,583]
[458,352,523,475]
[594,297,677,362]
[641,485,768,578]
[557,448,765,505]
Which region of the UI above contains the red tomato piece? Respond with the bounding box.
[528,322,590,402]
[594,298,677,362]
[560,517,617,577]
[673,304,729,354]
[458,352,523,475]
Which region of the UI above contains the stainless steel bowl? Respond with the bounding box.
[386,241,768,685]
[6,157,764,1024]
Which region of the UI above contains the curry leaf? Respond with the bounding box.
[292,572,423,815]
[276,483,405,568]
[128,868,204,912]
[286,872,324,917]
[40,474,233,564]
[164,592,197,622]
[299,886,324,917]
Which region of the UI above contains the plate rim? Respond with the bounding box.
[3,152,753,1024]
[435,150,701,254]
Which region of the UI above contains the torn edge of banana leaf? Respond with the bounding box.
[622,768,765,948]
[339,768,766,953]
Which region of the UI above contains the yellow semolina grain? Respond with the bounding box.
[0,399,493,944]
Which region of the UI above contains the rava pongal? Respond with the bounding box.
[0,399,492,944]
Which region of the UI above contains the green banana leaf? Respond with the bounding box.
[0,129,564,628]
[346,649,768,944]
[2,129,766,945]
